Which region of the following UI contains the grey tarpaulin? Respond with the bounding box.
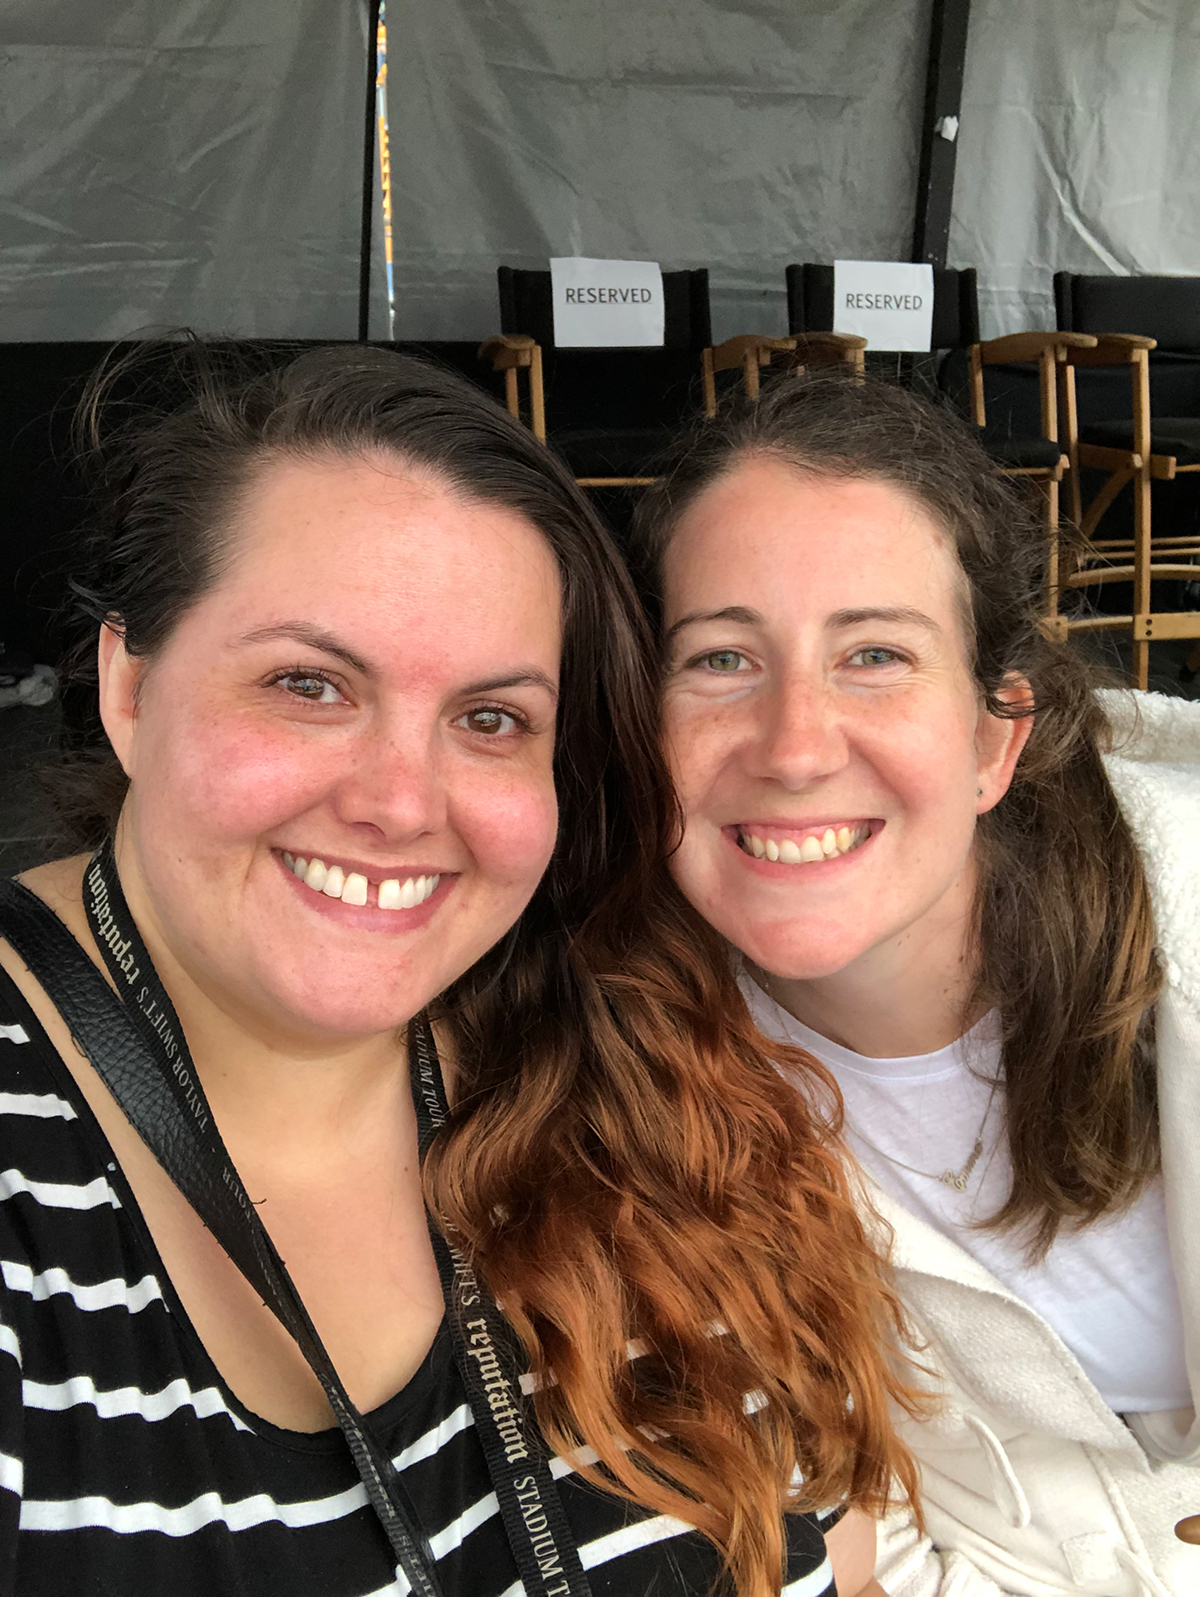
[0,0,365,340]
[0,0,1196,344]
[950,0,1200,334]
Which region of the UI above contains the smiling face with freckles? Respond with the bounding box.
[660,455,1031,993]
[99,451,562,1044]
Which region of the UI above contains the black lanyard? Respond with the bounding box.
[0,841,590,1597]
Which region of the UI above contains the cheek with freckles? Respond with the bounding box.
[663,702,734,824]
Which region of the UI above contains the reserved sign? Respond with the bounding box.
[833,260,934,351]
[550,257,665,347]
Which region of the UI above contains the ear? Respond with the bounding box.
[97,619,144,780]
[974,674,1034,814]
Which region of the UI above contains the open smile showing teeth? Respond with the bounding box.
[282,851,440,910]
[737,824,870,864]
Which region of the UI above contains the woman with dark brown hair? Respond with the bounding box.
[631,370,1200,1597]
[0,344,916,1597]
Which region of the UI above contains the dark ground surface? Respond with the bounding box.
[3,636,1197,882]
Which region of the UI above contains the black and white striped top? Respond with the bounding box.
[0,968,839,1596]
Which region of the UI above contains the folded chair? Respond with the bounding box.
[480,267,791,487]
[1055,273,1200,689]
[780,265,1095,627]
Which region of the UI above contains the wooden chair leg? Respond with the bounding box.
[1131,638,1149,691]
[529,345,546,443]
[1131,460,1152,691]
[1131,639,1149,691]
[701,348,717,419]
[1043,474,1060,624]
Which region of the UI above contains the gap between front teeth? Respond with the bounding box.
[282,853,439,909]
[740,825,867,864]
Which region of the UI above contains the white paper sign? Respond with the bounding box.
[549,257,665,347]
[833,260,934,351]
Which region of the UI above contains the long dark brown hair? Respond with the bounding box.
[55,341,920,1595]
[630,369,1162,1261]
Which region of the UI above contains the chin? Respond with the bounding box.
[241,951,432,1039]
[738,926,870,985]
[277,984,423,1039]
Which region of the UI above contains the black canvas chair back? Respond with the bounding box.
[785,263,980,350]
[1056,274,1200,354]
[494,266,711,467]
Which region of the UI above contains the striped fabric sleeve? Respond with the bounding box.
[0,1272,24,1593]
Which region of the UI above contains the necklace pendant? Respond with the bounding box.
[940,1138,985,1193]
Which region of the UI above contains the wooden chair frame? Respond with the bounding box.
[1057,334,1200,690]
[480,333,798,487]
[478,334,545,443]
[966,333,1104,638]
[701,335,797,416]
[767,331,867,378]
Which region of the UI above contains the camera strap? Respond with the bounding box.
[0,841,590,1597]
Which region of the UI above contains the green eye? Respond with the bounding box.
[851,648,899,667]
[704,650,745,673]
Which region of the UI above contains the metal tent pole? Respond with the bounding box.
[358,0,383,340]
[912,0,972,268]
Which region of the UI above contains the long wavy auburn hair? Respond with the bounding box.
[57,341,920,1596]
[630,370,1163,1262]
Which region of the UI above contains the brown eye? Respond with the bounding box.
[458,707,519,735]
[276,672,342,703]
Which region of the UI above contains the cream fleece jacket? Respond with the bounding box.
[870,690,1200,1597]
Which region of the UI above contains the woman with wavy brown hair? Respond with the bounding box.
[630,370,1200,1597]
[0,343,916,1597]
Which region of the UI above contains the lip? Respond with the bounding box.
[722,819,883,875]
[273,849,455,934]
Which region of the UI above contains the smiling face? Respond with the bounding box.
[99,451,562,1043]
[660,455,1030,986]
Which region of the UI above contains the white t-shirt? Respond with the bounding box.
[742,975,1190,1415]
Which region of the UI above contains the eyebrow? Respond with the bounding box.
[240,623,372,674]
[239,623,558,700]
[459,669,558,701]
[665,602,941,644]
[827,605,942,633]
[665,605,764,644]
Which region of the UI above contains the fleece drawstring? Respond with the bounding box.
[963,1413,1032,1531]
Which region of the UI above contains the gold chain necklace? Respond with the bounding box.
[848,1078,1001,1193]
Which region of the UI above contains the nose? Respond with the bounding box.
[331,721,449,843]
[745,674,850,792]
